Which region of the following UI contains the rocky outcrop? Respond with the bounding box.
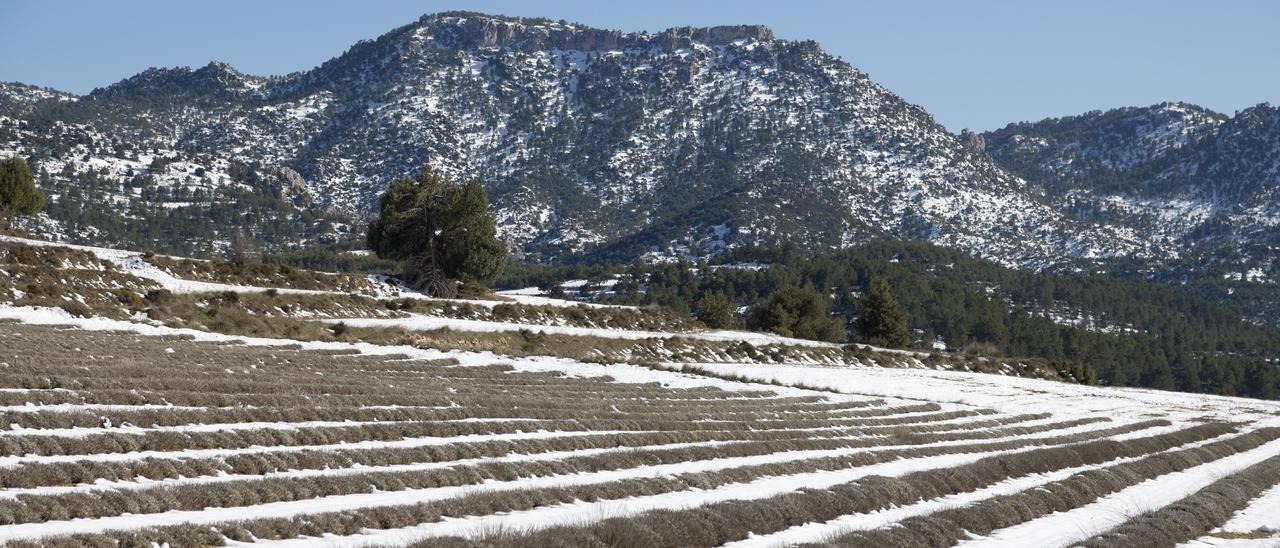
[272,166,312,206]
[419,12,772,52]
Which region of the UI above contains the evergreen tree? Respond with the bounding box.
[856,277,910,348]
[694,292,735,329]
[0,157,45,228]
[367,166,505,296]
[747,285,845,342]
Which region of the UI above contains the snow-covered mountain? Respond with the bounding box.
[984,103,1280,322]
[1,11,1159,267]
[1,11,1277,319]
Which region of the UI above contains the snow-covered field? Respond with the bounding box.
[1,238,1278,547]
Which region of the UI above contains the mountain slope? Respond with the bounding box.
[1,11,1153,268]
[984,103,1280,323]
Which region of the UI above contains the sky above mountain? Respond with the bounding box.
[3,0,1277,131]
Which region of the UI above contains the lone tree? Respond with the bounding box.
[856,276,910,348]
[228,231,262,268]
[694,292,735,329]
[0,157,45,229]
[367,166,505,297]
[747,285,845,343]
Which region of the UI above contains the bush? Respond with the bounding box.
[963,341,1004,358]
[144,289,173,304]
[0,157,45,229]
[694,293,735,329]
[1054,359,1097,384]
[12,245,38,265]
[746,285,844,343]
[115,289,145,309]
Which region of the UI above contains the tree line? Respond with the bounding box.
[497,240,1280,399]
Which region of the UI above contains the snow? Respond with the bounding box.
[0,438,749,501]
[322,313,838,348]
[3,237,1280,546]
[958,437,1280,548]
[0,419,1124,543]
[724,428,1244,547]
[1193,482,1280,540]
[0,304,843,402]
[1,235,329,296]
[655,362,1280,424]
[240,422,1160,547]
[1,235,645,311]
[0,419,412,439]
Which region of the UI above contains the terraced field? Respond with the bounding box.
[0,321,1273,547]
[1,237,1279,546]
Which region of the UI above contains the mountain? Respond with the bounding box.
[1,11,1158,267]
[984,103,1280,323]
[1,11,1276,323]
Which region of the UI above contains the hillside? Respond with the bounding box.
[0,11,1157,269]
[0,238,1278,546]
[984,102,1280,323]
[499,240,1280,399]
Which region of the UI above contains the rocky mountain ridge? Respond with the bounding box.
[984,102,1280,322]
[0,11,1276,321]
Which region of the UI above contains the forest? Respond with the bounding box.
[494,241,1280,399]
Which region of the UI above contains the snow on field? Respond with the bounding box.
[496,286,620,308]
[959,437,1280,548]
[323,313,839,348]
[1179,538,1280,547]
[723,428,1245,548]
[0,419,413,439]
[659,361,1280,424]
[1176,483,1280,546]
[5,238,1280,546]
[0,438,749,501]
[236,440,1126,548]
[1218,482,1280,533]
[0,304,848,401]
[2,235,646,309]
[1,234,332,296]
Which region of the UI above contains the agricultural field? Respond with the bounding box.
[0,236,1279,547]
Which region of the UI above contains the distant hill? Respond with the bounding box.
[984,102,1280,323]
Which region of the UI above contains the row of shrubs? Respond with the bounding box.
[27,420,1171,546]
[450,423,1250,548]
[144,254,374,293]
[824,426,1280,547]
[0,415,1110,525]
[0,412,1003,490]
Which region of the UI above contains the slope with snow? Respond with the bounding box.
[2,240,1280,546]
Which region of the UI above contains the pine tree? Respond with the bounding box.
[747,285,845,342]
[0,157,45,228]
[367,166,505,296]
[856,277,910,348]
[695,292,735,329]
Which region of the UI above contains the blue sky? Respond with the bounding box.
[3,0,1277,131]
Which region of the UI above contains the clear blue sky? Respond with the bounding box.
[3,0,1277,131]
